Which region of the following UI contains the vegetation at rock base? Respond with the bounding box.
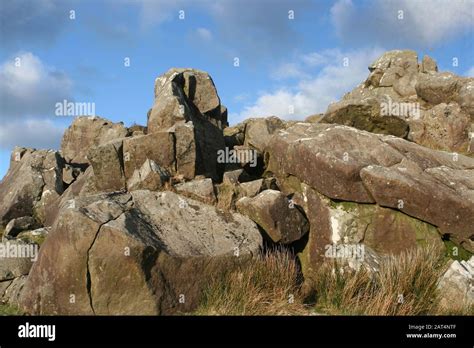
[196,244,471,316]
[195,249,309,315]
[443,240,473,262]
[0,303,23,315]
[310,244,447,315]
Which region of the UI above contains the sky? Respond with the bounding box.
[0,0,473,179]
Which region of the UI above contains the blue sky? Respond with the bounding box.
[0,0,473,179]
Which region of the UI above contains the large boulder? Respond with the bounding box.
[438,257,474,311]
[266,123,474,252]
[322,98,410,138]
[87,138,127,192]
[243,117,286,154]
[408,103,471,153]
[0,148,64,226]
[0,240,37,281]
[0,275,27,307]
[236,190,309,244]
[61,116,128,165]
[174,178,216,205]
[19,191,263,315]
[122,132,175,182]
[289,183,443,271]
[149,68,227,131]
[43,166,97,227]
[127,159,170,191]
[415,72,463,105]
[4,216,38,239]
[148,68,226,180]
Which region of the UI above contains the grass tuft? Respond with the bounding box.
[195,248,309,315]
[310,244,449,315]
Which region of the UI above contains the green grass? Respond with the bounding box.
[0,303,23,315]
[443,240,472,261]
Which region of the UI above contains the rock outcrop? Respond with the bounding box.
[322,50,474,154]
[266,123,474,255]
[0,147,64,226]
[0,57,472,315]
[148,68,227,180]
[61,116,128,165]
[19,191,262,315]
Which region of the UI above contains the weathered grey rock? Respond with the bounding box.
[321,50,472,154]
[61,116,128,165]
[216,181,238,211]
[148,68,226,180]
[438,257,474,310]
[222,169,244,185]
[149,68,226,130]
[174,178,216,205]
[408,103,471,153]
[305,114,324,123]
[43,166,98,227]
[243,117,286,153]
[224,124,245,148]
[415,72,462,105]
[127,159,170,192]
[173,122,196,179]
[16,227,50,246]
[322,98,410,138]
[266,123,474,252]
[127,124,147,135]
[0,240,37,281]
[62,164,81,185]
[236,190,309,244]
[421,55,438,73]
[19,191,262,315]
[0,147,64,226]
[368,50,418,74]
[267,123,401,203]
[239,179,263,198]
[0,275,27,307]
[4,217,37,239]
[456,79,474,117]
[132,191,262,256]
[88,138,127,192]
[123,132,176,181]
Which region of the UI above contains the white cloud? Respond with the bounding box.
[0,119,65,151]
[331,0,474,47]
[0,52,72,151]
[0,52,73,121]
[301,51,335,67]
[234,48,384,123]
[195,27,213,41]
[271,63,306,80]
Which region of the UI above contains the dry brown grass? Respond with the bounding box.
[194,244,468,316]
[195,248,309,315]
[310,244,448,315]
